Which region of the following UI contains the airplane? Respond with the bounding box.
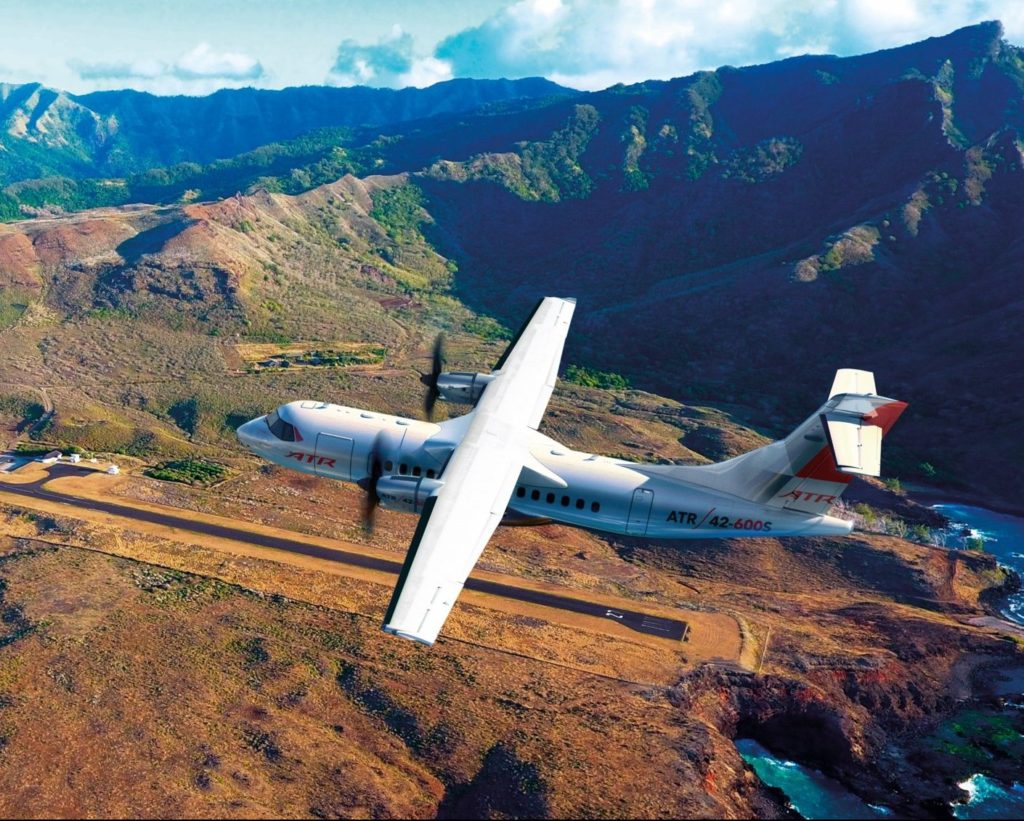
[237,297,907,646]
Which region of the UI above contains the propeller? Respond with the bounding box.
[362,435,384,533]
[421,332,446,421]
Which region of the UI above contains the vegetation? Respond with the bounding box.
[621,105,651,192]
[463,315,512,342]
[517,104,600,200]
[0,127,377,220]
[721,137,803,183]
[370,183,427,242]
[13,443,53,457]
[0,289,32,330]
[930,709,1024,767]
[145,458,228,486]
[168,397,200,436]
[563,365,631,390]
[0,395,45,430]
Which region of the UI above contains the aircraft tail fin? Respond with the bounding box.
[651,369,907,515]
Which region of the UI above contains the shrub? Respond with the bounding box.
[563,365,631,390]
[854,503,876,524]
[884,477,903,493]
[965,536,986,552]
[145,459,227,486]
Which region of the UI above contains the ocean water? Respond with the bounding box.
[932,503,1024,625]
[734,738,890,819]
[736,503,1024,819]
[953,775,1024,819]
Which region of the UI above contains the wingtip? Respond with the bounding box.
[382,624,436,647]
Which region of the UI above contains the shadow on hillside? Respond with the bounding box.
[116,219,193,265]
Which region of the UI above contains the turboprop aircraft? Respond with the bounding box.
[237,297,907,646]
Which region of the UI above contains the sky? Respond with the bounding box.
[1,0,1023,96]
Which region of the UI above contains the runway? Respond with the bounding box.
[1,465,688,641]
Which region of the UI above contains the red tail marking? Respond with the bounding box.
[862,400,908,435]
[796,446,852,484]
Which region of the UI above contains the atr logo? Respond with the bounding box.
[666,510,698,525]
[780,489,836,504]
[286,451,336,468]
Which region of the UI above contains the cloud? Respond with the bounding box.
[71,58,166,81]
[430,0,1024,91]
[330,25,452,88]
[70,43,264,94]
[172,44,264,81]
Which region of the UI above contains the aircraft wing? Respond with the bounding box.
[382,296,576,644]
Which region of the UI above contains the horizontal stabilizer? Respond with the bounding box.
[820,412,882,476]
[829,368,876,399]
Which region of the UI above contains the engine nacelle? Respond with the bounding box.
[436,371,495,404]
[375,475,444,514]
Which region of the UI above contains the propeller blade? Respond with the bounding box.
[424,387,438,422]
[423,332,445,421]
[362,436,384,533]
[432,332,446,379]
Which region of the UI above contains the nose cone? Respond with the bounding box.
[237,416,268,451]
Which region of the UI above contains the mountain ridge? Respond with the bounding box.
[0,76,576,182]
[1,21,1022,508]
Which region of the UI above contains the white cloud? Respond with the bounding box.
[70,44,264,95]
[431,0,1024,90]
[330,25,452,88]
[400,55,454,88]
[173,43,264,81]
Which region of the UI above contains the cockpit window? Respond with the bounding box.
[265,409,297,441]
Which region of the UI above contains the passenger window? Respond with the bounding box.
[546,492,555,504]
[575,498,584,509]
[426,469,436,478]
[399,463,408,475]
[412,466,422,477]
[591,501,600,513]
[561,495,570,507]
[516,487,525,498]
[530,489,540,501]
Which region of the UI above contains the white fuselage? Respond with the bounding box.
[237,400,853,539]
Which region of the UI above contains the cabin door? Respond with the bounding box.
[315,433,354,480]
[626,488,654,536]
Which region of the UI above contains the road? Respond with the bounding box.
[1,465,688,641]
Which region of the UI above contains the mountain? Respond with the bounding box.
[0,77,575,183]
[412,20,1024,508]
[1,21,1022,511]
